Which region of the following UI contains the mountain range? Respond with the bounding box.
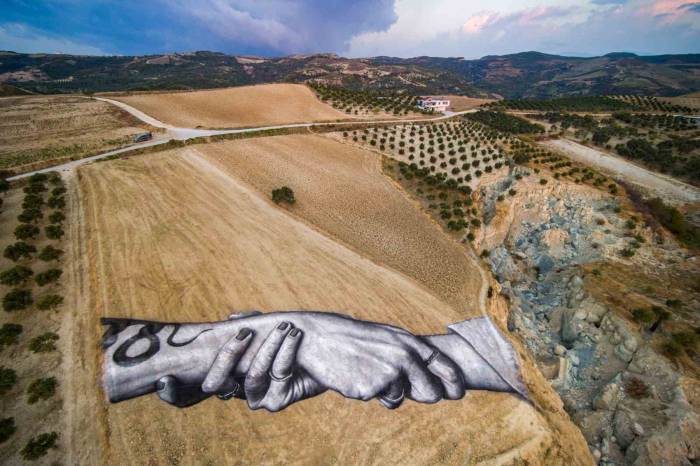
[1,50,698,98]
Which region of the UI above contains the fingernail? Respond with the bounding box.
[156,381,165,390]
[290,328,301,337]
[278,322,289,330]
[236,328,251,340]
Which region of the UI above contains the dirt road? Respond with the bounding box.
[542,138,700,204]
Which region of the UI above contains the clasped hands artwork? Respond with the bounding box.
[101,311,527,412]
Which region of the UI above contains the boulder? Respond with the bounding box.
[614,408,636,450]
[593,379,622,411]
[561,308,585,347]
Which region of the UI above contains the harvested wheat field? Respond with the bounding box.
[0,95,150,173]
[195,134,481,314]
[63,142,592,465]
[112,84,350,129]
[444,96,495,112]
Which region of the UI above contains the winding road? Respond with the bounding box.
[8,98,475,181]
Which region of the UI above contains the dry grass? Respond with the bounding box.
[61,144,589,465]
[0,95,148,173]
[112,84,351,129]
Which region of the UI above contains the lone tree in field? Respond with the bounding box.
[271,186,295,205]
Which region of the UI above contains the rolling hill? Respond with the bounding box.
[1,50,698,98]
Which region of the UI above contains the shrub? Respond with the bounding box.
[48,211,65,224]
[28,173,48,184]
[663,339,683,358]
[23,183,46,194]
[0,266,33,286]
[27,377,58,404]
[35,269,62,286]
[0,417,16,444]
[47,195,65,209]
[29,332,59,353]
[17,208,42,223]
[271,186,295,205]
[0,366,17,395]
[45,225,64,240]
[508,189,517,196]
[624,377,650,399]
[14,224,40,241]
[0,179,9,193]
[3,289,32,312]
[22,193,44,209]
[36,295,63,311]
[620,248,635,258]
[20,432,59,460]
[3,242,36,262]
[539,178,548,185]
[51,186,66,197]
[38,245,63,262]
[0,323,22,349]
[671,331,698,349]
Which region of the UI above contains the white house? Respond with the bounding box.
[417,96,450,112]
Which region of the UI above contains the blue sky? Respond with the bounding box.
[1,0,698,57]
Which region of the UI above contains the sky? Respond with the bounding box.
[0,0,698,58]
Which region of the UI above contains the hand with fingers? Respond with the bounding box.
[108,311,468,412]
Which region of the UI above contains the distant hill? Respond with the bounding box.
[1,50,698,98]
[374,52,700,98]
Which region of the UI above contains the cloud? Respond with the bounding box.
[0,22,106,55]
[346,0,700,58]
[166,0,397,55]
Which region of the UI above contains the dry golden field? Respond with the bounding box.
[443,96,495,112]
[61,137,592,465]
[0,95,149,173]
[112,84,351,129]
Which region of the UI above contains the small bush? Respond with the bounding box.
[27,377,58,404]
[47,196,65,209]
[28,173,48,184]
[23,183,46,194]
[45,225,64,240]
[3,289,32,312]
[29,332,59,353]
[22,194,44,209]
[0,323,22,349]
[0,366,17,395]
[35,269,62,286]
[3,242,36,262]
[539,178,548,185]
[38,245,63,262]
[0,179,9,193]
[14,224,40,241]
[20,432,59,460]
[0,266,33,286]
[624,377,650,399]
[51,186,66,196]
[48,211,65,224]
[17,208,42,223]
[0,417,16,444]
[632,308,655,324]
[620,248,635,258]
[508,189,517,196]
[271,186,295,205]
[36,295,63,311]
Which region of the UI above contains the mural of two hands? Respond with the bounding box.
[102,311,527,412]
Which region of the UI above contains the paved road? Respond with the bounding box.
[9,98,476,180]
[541,138,700,205]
